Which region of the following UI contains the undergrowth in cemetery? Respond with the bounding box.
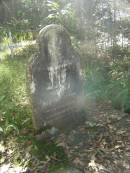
[1,0,130,172]
[0,37,130,173]
[84,48,130,112]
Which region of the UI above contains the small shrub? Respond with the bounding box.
[84,49,130,112]
[84,56,109,101]
[106,56,130,111]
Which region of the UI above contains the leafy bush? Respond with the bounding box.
[107,45,130,60]
[84,56,109,101]
[106,56,130,110]
[84,47,130,112]
[46,1,78,36]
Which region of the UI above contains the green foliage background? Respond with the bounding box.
[0,1,130,171]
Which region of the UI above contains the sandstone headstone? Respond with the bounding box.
[27,24,85,130]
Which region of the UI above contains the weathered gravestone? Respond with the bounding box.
[27,24,85,131]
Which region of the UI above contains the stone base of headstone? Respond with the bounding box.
[33,95,86,131]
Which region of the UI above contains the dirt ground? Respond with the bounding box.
[57,102,130,173]
[1,102,130,173]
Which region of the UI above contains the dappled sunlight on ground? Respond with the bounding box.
[0,44,130,173]
[56,103,130,172]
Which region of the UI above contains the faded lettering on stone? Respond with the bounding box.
[27,24,85,130]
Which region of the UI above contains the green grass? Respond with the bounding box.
[0,49,10,61]
[0,55,32,134]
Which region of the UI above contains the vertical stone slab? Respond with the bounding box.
[27,24,85,130]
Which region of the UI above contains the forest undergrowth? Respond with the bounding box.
[0,45,130,173]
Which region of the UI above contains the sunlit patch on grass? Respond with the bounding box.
[0,49,10,61]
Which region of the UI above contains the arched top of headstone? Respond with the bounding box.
[37,24,75,66]
[38,24,71,45]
